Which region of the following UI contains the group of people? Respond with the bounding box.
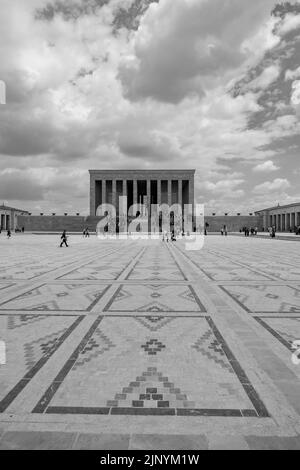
[220,225,228,236]
[241,226,258,237]
[293,226,300,235]
[268,226,276,238]
[162,230,177,242]
[59,227,91,247]
[0,227,24,238]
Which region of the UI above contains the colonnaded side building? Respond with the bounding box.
[256,202,300,232]
[0,205,29,231]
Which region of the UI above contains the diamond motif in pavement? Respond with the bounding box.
[141,338,166,355]
[107,367,194,409]
[24,327,68,370]
[73,329,115,370]
[135,316,175,332]
[192,330,234,374]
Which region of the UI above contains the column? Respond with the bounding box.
[291,212,296,230]
[263,212,268,231]
[90,176,96,216]
[119,180,127,234]
[102,180,106,207]
[133,179,137,206]
[112,179,117,210]
[286,213,291,232]
[167,180,172,206]
[147,179,151,211]
[147,179,151,231]
[189,177,195,231]
[157,179,161,205]
[178,179,182,210]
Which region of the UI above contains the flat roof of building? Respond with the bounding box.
[0,205,30,213]
[89,169,196,174]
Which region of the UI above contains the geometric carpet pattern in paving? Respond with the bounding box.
[220,284,300,314]
[0,283,110,312]
[254,317,300,351]
[104,284,205,313]
[0,314,83,412]
[33,317,266,417]
[127,245,186,281]
[0,234,299,449]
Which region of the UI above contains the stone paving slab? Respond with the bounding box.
[0,431,77,450]
[0,234,299,449]
[74,433,130,450]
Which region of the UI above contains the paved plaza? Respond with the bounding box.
[0,234,300,450]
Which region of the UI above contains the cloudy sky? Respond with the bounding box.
[0,0,299,215]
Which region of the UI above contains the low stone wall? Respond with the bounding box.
[205,215,263,232]
[17,216,90,232]
[18,214,264,233]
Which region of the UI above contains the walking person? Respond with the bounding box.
[60,230,69,247]
[271,226,276,239]
[7,229,11,239]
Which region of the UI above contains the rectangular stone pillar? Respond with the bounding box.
[112,179,117,210]
[90,175,96,216]
[147,179,151,210]
[167,180,172,206]
[133,179,137,206]
[102,180,106,208]
[189,177,195,230]
[286,213,291,231]
[157,180,161,206]
[178,179,182,210]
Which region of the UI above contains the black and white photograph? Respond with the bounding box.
[0,0,300,453]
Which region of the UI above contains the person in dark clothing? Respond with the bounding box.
[7,230,11,239]
[271,226,276,238]
[60,230,68,247]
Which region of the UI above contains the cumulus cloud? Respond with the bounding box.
[291,80,300,115]
[119,0,279,103]
[253,160,279,172]
[285,66,300,81]
[0,170,45,201]
[247,64,281,90]
[277,12,300,35]
[0,0,299,213]
[253,178,291,194]
[203,178,245,199]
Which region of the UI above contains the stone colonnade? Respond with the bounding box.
[89,170,195,221]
